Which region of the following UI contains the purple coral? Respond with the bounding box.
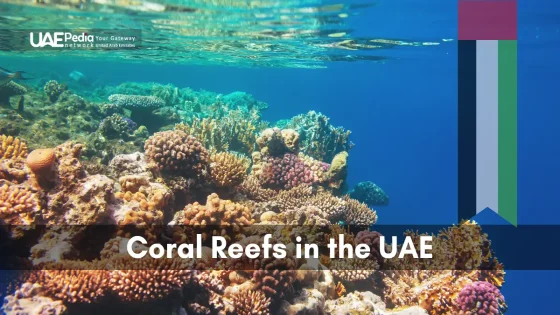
[456,281,507,315]
[260,153,319,189]
[354,230,385,268]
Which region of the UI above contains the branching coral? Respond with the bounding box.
[144,130,209,176]
[259,153,320,189]
[253,256,297,298]
[171,193,254,243]
[0,134,28,160]
[343,196,378,226]
[108,255,193,303]
[176,114,261,156]
[277,111,353,162]
[231,290,271,315]
[24,263,111,304]
[209,151,250,187]
[236,176,278,202]
[330,258,379,282]
[0,180,41,227]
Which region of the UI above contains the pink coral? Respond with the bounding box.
[259,153,319,189]
[456,281,507,315]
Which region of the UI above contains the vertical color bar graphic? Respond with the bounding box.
[498,40,517,226]
[476,40,498,214]
[458,40,477,222]
[458,0,517,225]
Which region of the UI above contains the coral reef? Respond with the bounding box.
[0,81,506,315]
[208,151,250,187]
[350,180,389,206]
[108,94,165,109]
[0,81,27,106]
[277,110,353,162]
[144,130,209,177]
[44,80,67,103]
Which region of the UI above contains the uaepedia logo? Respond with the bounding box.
[30,32,94,48]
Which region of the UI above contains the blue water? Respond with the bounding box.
[2,0,560,313]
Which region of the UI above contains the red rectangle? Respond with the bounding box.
[459,0,517,40]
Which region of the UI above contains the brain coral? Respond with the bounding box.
[209,151,250,187]
[0,135,28,160]
[26,148,56,180]
[456,281,507,315]
[144,130,209,176]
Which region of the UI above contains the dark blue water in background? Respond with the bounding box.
[2,0,559,313]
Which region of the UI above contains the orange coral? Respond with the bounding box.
[172,193,254,242]
[25,262,111,304]
[144,130,209,176]
[209,151,250,187]
[0,135,28,160]
[232,290,271,315]
[0,180,41,226]
[26,148,56,184]
[343,196,378,225]
[253,256,297,298]
[108,255,193,303]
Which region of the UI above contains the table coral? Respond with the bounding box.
[108,94,165,109]
[144,130,209,177]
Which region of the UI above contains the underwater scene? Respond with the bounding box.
[2,0,557,314]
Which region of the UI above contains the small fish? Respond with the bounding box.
[0,66,31,86]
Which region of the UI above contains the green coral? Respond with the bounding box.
[277,110,353,162]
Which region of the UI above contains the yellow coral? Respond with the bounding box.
[176,115,259,155]
[0,135,28,160]
[209,151,250,187]
[0,180,41,226]
[172,193,254,242]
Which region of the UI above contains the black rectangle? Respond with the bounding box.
[458,40,477,221]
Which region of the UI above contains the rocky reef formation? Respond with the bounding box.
[0,80,505,315]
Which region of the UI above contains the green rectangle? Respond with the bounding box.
[498,40,517,226]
